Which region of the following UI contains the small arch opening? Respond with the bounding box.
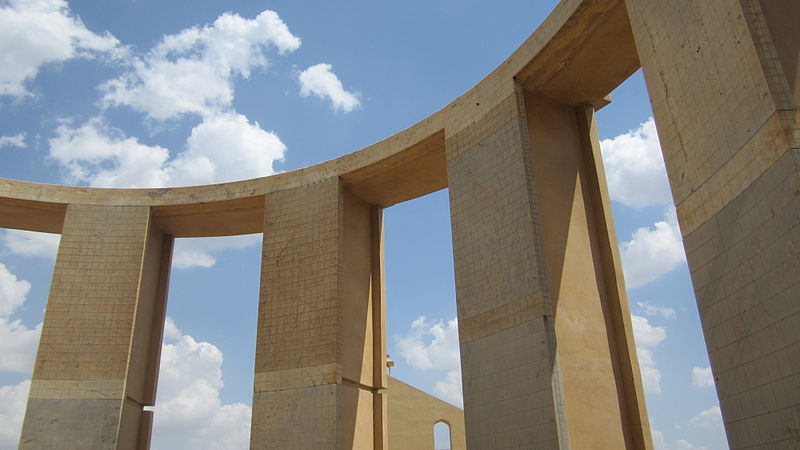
[433,420,451,450]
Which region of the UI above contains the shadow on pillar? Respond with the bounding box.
[19,205,173,449]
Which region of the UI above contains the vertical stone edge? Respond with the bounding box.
[626,1,800,448]
[106,210,173,450]
[514,87,571,450]
[371,206,389,450]
[576,106,654,450]
[119,219,173,449]
[445,87,569,449]
[251,178,348,449]
[19,204,172,450]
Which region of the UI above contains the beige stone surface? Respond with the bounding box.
[251,179,387,449]
[4,0,797,447]
[386,377,465,450]
[20,204,171,449]
[527,94,644,449]
[627,0,799,448]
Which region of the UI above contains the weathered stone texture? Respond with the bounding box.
[628,0,800,447]
[6,0,798,448]
[252,179,343,448]
[251,179,386,449]
[446,90,566,449]
[20,204,170,449]
[386,377,466,450]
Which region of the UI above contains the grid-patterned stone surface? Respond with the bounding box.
[628,0,800,447]
[20,204,169,449]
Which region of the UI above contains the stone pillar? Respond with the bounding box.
[627,1,800,448]
[20,204,173,449]
[446,89,651,449]
[251,178,387,449]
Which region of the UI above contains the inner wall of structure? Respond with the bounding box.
[2,0,798,448]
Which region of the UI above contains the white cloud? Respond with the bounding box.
[396,316,462,407]
[434,370,463,408]
[688,405,723,431]
[397,316,460,372]
[0,379,30,449]
[691,366,714,388]
[169,113,285,186]
[163,317,182,341]
[1,230,60,259]
[172,235,261,270]
[637,348,662,394]
[100,10,300,121]
[151,318,251,450]
[49,117,171,188]
[0,317,41,373]
[631,314,666,348]
[637,301,676,319]
[621,207,686,289]
[298,63,361,113]
[172,250,215,270]
[49,114,285,188]
[631,314,666,394]
[0,263,31,318]
[0,133,26,148]
[600,117,672,208]
[48,115,272,263]
[0,263,42,374]
[0,0,120,98]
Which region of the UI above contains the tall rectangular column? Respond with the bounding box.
[20,204,173,449]
[524,94,651,450]
[446,89,651,449]
[251,178,386,449]
[627,1,800,448]
[447,91,566,449]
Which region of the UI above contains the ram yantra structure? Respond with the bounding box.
[1,0,798,448]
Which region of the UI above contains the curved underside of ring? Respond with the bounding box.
[0,0,638,238]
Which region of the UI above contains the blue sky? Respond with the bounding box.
[0,1,727,449]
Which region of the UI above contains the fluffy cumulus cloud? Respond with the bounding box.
[0,231,54,379]
[169,113,285,186]
[49,114,285,188]
[0,379,31,449]
[636,301,676,320]
[151,318,251,450]
[600,118,672,208]
[0,262,42,447]
[47,9,290,261]
[688,406,723,431]
[0,263,30,318]
[49,117,171,187]
[1,230,60,259]
[172,235,261,270]
[0,0,120,98]
[601,119,686,290]
[298,63,361,113]
[0,316,41,374]
[691,366,715,388]
[0,260,42,375]
[396,316,462,407]
[620,207,686,289]
[100,10,300,120]
[0,133,26,148]
[631,314,666,394]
